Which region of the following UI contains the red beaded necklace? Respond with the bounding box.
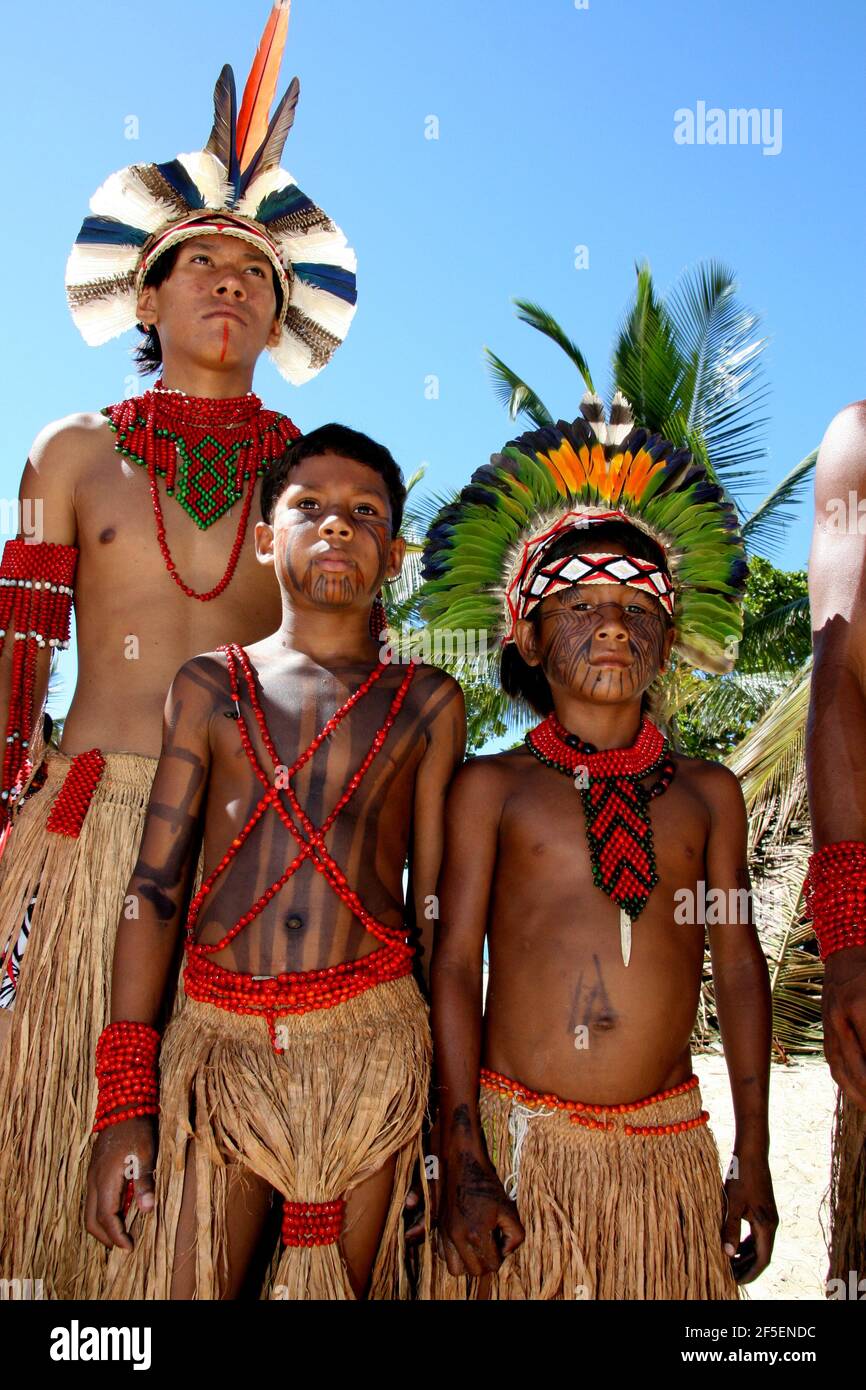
[526,714,675,966]
[183,645,417,1046]
[102,380,300,601]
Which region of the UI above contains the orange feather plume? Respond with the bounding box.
[237,2,293,173]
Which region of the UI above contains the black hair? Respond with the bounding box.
[132,243,285,376]
[260,423,407,538]
[500,518,672,716]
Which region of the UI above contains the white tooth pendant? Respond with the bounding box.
[620,908,632,968]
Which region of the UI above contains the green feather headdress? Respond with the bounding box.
[420,397,747,675]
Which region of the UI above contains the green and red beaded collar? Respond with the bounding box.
[102,380,300,602]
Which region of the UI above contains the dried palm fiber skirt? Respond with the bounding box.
[429,1070,739,1301]
[0,746,182,1299]
[828,1089,866,1287]
[104,974,431,1300]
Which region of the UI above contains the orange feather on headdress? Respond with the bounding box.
[237,2,293,173]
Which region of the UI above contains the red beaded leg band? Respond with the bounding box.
[803,842,866,959]
[93,1021,160,1133]
[281,1198,345,1247]
[0,540,77,823]
[46,748,106,837]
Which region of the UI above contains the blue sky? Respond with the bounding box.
[2,0,864,714]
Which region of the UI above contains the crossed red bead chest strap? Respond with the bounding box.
[46,749,106,837]
[183,644,417,1047]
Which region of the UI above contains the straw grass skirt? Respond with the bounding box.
[828,1090,866,1287]
[105,974,431,1300]
[430,1075,739,1301]
[0,747,160,1299]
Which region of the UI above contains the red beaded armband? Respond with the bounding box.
[93,1021,160,1134]
[803,842,866,959]
[0,539,77,823]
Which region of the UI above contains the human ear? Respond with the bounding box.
[253,520,275,566]
[513,615,543,669]
[266,316,282,349]
[384,535,406,583]
[136,285,158,327]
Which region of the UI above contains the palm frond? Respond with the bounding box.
[611,264,687,447]
[482,348,554,427]
[511,298,596,393]
[726,659,812,844]
[740,449,819,557]
[681,670,786,740]
[737,597,811,675]
[666,260,770,489]
[756,839,823,1055]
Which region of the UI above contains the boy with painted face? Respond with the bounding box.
[85,424,465,1300]
[423,404,776,1300]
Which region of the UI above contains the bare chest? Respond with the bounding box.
[497,758,710,893]
[72,431,282,634]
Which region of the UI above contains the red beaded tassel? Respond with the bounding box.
[0,539,77,824]
[93,1021,160,1134]
[803,842,866,958]
[369,591,388,641]
[281,1198,345,1247]
[45,748,106,837]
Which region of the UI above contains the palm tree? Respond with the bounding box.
[480,261,817,746]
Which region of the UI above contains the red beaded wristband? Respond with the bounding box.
[93,1021,161,1134]
[803,842,866,960]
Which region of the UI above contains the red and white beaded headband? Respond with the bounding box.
[135,213,292,326]
[503,512,675,643]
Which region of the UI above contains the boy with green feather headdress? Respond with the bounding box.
[421,397,778,1300]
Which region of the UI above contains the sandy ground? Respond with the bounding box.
[696,1052,837,1301]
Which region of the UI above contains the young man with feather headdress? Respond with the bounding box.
[0,2,359,1299]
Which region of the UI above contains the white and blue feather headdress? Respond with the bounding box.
[64,2,357,385]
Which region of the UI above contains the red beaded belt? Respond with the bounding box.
[480,1068,709,1137]
[46,748,106,837]
[281,1198,345,1247]
[183,941,413,1050]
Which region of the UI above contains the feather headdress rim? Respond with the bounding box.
[135,211,292,323]
[420,402,748,678]
[500,507,677,642]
